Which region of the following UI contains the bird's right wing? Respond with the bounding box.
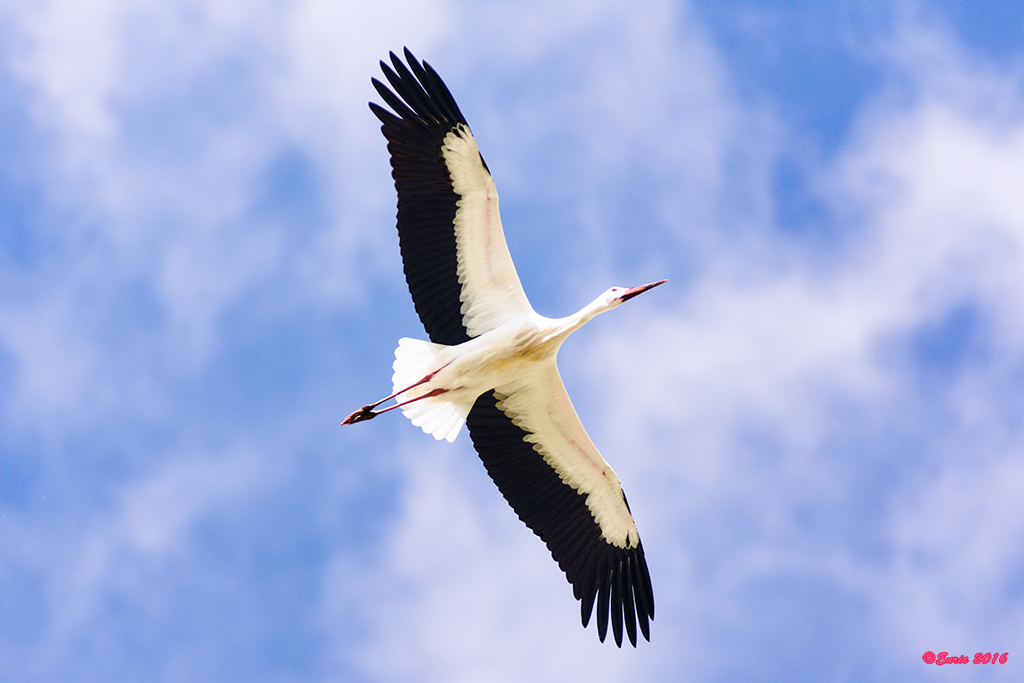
[370,49,533,346]
[465,361,654,647]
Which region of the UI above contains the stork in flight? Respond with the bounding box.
[343,49,665,647]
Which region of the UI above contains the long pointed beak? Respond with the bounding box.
[619,279,668,302]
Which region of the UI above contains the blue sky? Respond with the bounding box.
[2,1,1024,681]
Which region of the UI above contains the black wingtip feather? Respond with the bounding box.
[386,57,444,124]
[581,584,596,627]
[367,101,399,128]
[595,555,611,643]
[622,554,638,647]
[637,588,651,642]
[610,558,624,647]
[637,541,655,620]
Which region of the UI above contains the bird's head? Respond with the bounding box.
[600,279,668,310]
[566,279,668,335]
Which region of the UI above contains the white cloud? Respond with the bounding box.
[0,293,103,416]
[6,447,271,677]
[11,0,125,142]
[885,449,1024,644]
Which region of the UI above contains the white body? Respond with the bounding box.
[393,298,640,547]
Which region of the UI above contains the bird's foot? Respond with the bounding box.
[342,405,378,425]
[342,385,451,426]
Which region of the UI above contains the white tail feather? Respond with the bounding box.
[392,338,473,442]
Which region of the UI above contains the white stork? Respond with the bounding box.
[344,49,664,647]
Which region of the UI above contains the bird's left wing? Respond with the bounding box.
[466,361,655,647]
[370,49,533,346]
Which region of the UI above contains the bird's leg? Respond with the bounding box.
[351,374,432,414]
[341,363,452,425]
[373,387,450,416]
[342,387,450,424]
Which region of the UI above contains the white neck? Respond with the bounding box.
[544,293,617,346]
